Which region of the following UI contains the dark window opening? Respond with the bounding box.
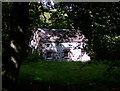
[46,44,50,47]
[81,49,85,56]
[59,43,62,46]
[64,51,68,58]
[46,52,52,58]
[74,47,77,50]
[69,44,72,46]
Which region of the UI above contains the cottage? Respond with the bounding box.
[29,28,90,62]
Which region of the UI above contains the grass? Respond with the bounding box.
[17,61,120,91]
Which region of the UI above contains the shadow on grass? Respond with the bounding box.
[16,79,120,91]
[16,61,120,91]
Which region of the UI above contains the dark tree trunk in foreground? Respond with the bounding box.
[2,3,30,91]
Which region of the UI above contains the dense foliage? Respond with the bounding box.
[29,2,120,60]
[53,3,120,60]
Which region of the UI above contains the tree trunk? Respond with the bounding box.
[2,3,30,91]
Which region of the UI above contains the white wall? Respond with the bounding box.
[42,42,90,62]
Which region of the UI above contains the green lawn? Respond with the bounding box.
[17,61,120,91]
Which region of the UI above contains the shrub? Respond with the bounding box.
[23,52,44,64]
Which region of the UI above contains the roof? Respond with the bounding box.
[37,28,78,31]
[34,28,87,42]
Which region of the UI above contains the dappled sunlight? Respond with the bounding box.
[11,56,18,68]
[29,28,91,62]
[2,2,120,91]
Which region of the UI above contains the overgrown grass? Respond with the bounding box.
[17,61,120,91]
